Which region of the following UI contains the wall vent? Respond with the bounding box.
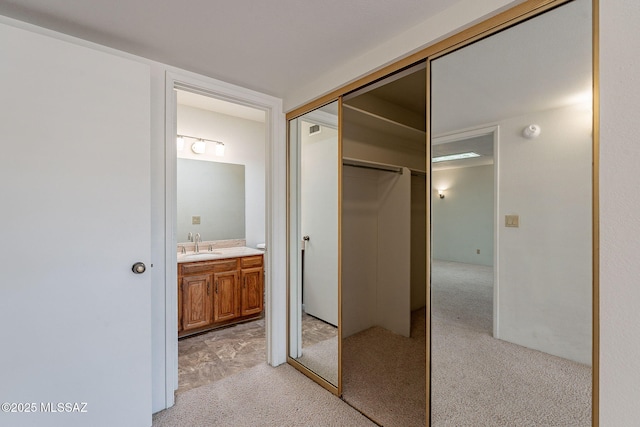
[309,124,321,136]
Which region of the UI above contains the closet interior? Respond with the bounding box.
[341,62,428,426]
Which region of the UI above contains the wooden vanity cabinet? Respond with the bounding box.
[178,254,263,337]
[241,256,264,316]
[181,274,212,332]
[213,270,240,323]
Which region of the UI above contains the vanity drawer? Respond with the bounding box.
[181,259,238,275]
[241,255,263,268]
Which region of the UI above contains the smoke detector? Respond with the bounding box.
[522,124,541,139]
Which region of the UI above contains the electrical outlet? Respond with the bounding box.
[192,216,201,225]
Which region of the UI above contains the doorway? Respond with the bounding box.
[157,73,286,411]
[174,89,268,393]
[431,126,497,335]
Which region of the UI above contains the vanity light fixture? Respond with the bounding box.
[438,190,445,199]
[176,134,225,155]
[191,139,206,154]
[432,152,480,163]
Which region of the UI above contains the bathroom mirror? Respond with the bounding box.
[430,0,593,424]
[176,158,245,243]
[287,101,340,390]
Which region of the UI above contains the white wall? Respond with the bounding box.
[377,168,412,337]
[497,104,592,364]
[600,1,640,424]
[342,166,411,338]
[177,104,266,248]
[432,165,494,266]
[411,174,428,311]
[342,167,379,337]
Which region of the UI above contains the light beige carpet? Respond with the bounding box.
[431,260,592,426]
[342,310,427,427]
[341,260,591,426]
[153,362,376,427]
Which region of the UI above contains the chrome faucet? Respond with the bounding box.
[178,245,186,254]
[187,232,193,242]
[194,233,201,253]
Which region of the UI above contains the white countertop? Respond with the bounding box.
[177,246,264,263]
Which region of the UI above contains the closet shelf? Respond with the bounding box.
[343,104,426,142]
[343,157,404,174]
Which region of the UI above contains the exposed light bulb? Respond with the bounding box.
[191,140,206,154]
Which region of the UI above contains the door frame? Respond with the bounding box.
[432,124,500,337]
[163,70,286,407]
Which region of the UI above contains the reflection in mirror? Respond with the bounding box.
[430,0,592,424]
[288,101,339,387]
[177,159,245,243]
[341,64,427,426]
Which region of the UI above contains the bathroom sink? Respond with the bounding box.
[179,251,223,260]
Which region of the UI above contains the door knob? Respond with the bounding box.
[303,235,310,241]
[132,262,146,274]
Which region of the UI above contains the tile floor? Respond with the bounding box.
[178,312,337,393]
[178,319,266,393]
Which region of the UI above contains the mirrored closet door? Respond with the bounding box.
[286,1,596,425]
[429,0,593,425]
[340,64,427,427]
[287,101,341,392]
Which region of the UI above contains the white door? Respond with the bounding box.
[0,23,151,427]
[300,125,338,326]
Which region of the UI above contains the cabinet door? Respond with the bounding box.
[213,271,240,323]
[178,276,183,333]
[181,274,212,331]
[241,267,264,316]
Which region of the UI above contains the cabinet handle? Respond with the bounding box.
[243,277,246,288]
[207,281,210,296]
[215,280,218,294]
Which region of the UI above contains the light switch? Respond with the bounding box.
[192,216,201,225]
[505,215,519,227]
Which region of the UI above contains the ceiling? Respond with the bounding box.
[0,0,457,99]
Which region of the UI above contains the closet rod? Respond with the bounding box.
[342,157,403,174]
